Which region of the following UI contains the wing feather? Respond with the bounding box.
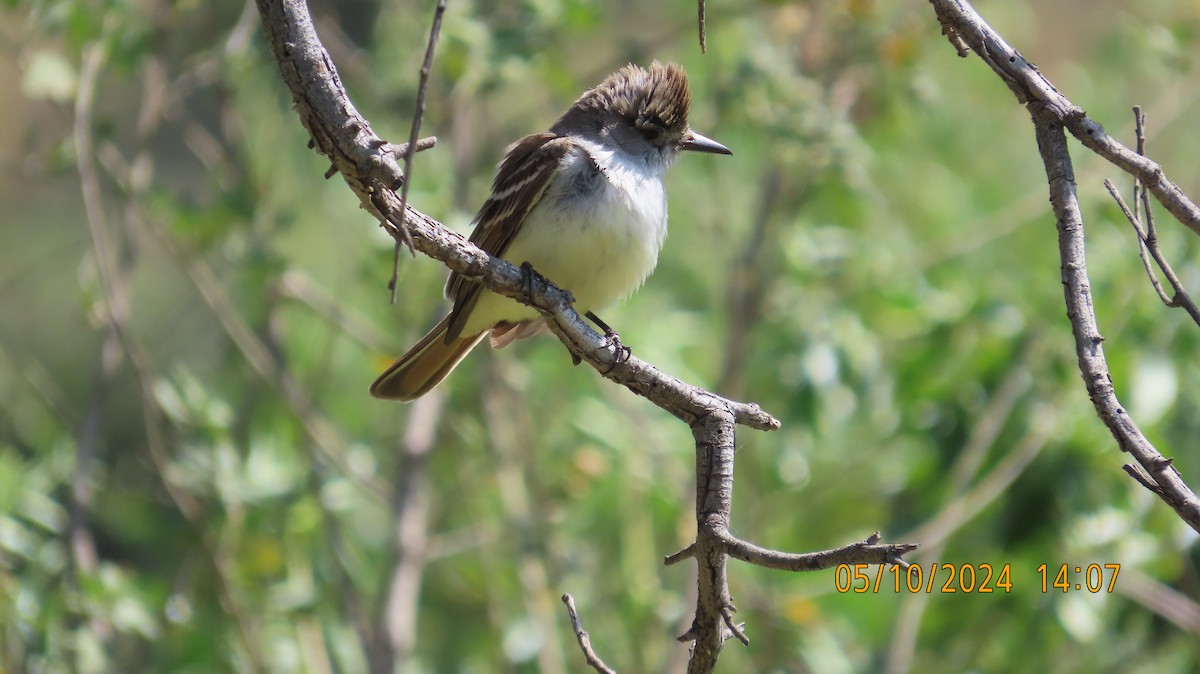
[444,133,576,340]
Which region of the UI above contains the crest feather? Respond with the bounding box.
[555,61,692,140]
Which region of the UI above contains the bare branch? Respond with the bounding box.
[928,0,1200,533]
[721,532,917,572]
[1040,103,1200,527]
[673,412,915,671]
[679,410,738,673]
[254,0,778,434]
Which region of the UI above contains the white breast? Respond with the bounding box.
[463,141,670,334]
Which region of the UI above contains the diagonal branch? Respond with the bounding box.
[253,0,778,431]
[927,0,1200,532]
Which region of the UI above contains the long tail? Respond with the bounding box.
[370,315,486,402]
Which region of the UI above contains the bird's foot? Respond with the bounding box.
[519,261,546,300]
[586,311,632,365]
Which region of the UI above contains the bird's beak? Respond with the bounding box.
[679,129,732,155]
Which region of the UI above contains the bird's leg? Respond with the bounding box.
[519,261,545,300]
[518,262,592,366]
[585,311,632,364]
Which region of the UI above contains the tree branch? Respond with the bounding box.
[254,2,914,670]
[927,0,1200,532]
[254,0,777,433]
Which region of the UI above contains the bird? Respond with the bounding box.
[370,61,731,401]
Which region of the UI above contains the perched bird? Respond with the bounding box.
[371,61,731,401]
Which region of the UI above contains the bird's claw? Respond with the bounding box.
[604,331,632,363]
[519,261,545,299]
[583,310,632,364]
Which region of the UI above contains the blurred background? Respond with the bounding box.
[4,0,1200,671]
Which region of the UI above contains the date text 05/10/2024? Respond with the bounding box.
[833,563,1121,594]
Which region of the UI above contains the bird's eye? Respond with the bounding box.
[635,113,670,142]
[642,113,666,130]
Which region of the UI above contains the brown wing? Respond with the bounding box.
[444,133,576,340]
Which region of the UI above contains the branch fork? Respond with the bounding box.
[255,1,914,670]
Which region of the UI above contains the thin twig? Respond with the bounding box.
[562,595,617,674]
[664,544,696,566]
[1105,178,1200,327]
[1106,180,1173,303]
[1128,109,1200,326]
[1126,106,1172,305]
[1132,105,1145,232]
[720,607,748,646]
[719,531,918,572]
[697,0,707,53]
[390,0,447,303]
[1125,464,1163,494]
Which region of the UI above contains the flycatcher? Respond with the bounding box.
[371,61,731,401]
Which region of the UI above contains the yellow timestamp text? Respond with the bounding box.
[1037,563,1121,593]
[834,563,1013,594]
[833,562,1122,594]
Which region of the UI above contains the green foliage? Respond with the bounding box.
[4,0,1200,671]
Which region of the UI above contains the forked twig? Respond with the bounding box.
[1100,108,1200,328]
